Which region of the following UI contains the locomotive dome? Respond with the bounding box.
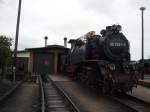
[103,29,129,61]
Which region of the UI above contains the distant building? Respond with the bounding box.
[16,45,69,74]
[17,50,30,58]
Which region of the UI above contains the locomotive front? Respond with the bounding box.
[100,25,130,61]
[98,25,138,93]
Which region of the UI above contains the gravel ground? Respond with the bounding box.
[56,81,133,112]
[0,80,16,97]
[128,85,150,103]
[0,83,40,112]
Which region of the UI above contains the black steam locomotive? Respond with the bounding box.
[65,25,139,94]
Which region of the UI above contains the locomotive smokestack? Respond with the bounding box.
[44,36,48,47]
[64,37,67,48]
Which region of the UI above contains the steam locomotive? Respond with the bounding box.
[65,24,139,94]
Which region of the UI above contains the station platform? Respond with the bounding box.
[138,74,150,87]
[128,85,150,103]
[139,79,150,88]
[48,74,71,82]
[139,79,150,83]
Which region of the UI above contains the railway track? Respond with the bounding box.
[40,75,80,112]
[112,94,150,112]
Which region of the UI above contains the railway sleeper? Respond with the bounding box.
[44,83,72,112]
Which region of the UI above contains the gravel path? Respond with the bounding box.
[0,83,40,112]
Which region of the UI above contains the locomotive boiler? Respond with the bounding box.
[66,24,139,94]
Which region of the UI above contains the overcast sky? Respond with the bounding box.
[0,0,150,60]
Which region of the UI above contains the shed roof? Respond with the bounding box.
[25,44,69,51]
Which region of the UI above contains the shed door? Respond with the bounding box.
[33,53,54,74]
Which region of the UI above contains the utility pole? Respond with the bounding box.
[13,0,22,81]
[140,6,146,80]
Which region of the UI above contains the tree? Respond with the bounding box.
[0,35,12,47]
[0,35,12,79]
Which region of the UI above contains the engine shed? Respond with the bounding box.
[17,45,69,75]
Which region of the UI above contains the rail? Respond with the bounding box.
[39,75,45,112]
[47,75,81,112]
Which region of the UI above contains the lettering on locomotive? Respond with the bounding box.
[109,42,127,47]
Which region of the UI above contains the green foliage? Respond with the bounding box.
[0,35,12,79]
[0,46,10,66]
[0,35,12,47]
